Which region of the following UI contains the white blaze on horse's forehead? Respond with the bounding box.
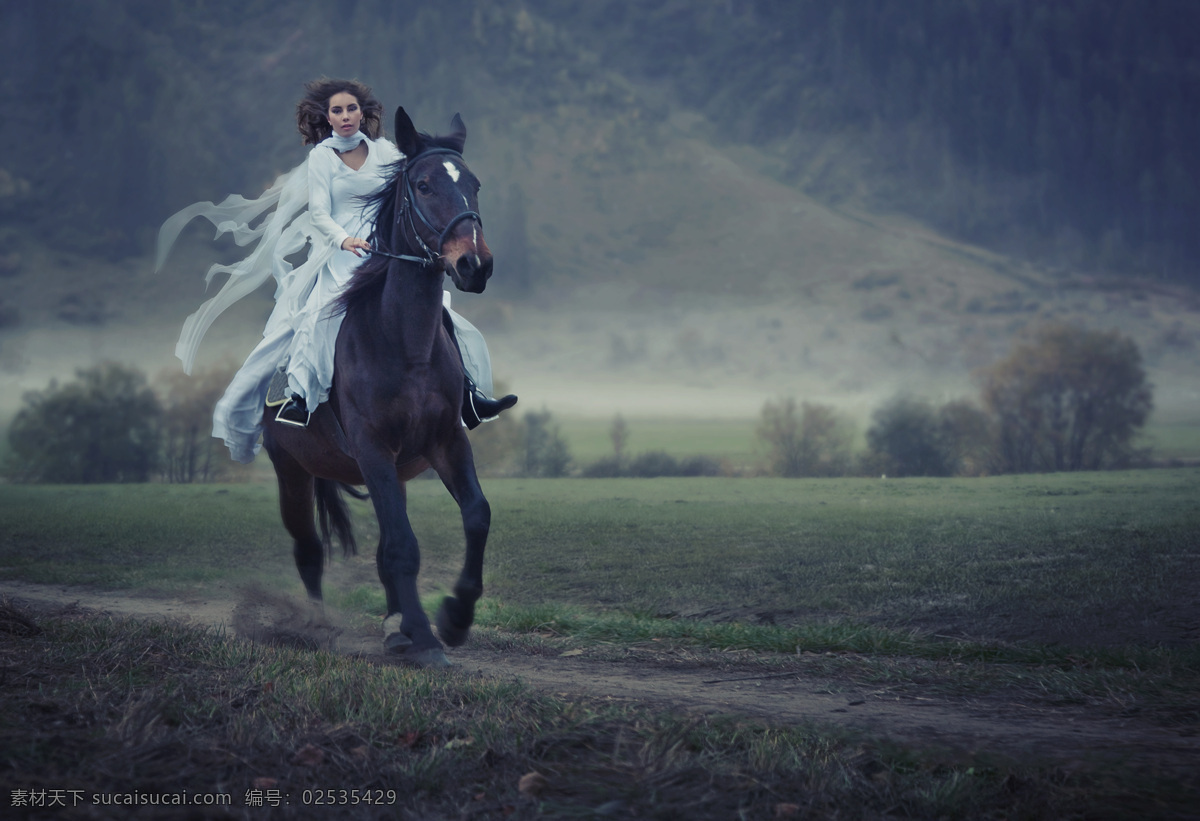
[442,160,461,183]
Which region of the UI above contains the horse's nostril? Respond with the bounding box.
[456,255,491,278]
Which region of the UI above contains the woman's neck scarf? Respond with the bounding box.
[323,130,368,153]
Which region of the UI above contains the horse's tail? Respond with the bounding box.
[314,479,367,558]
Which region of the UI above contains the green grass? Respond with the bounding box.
[0,483,293,591]
[3,473,1198,817]
[3,471,1198,658]
[1,604,1190,820]
[3,469,1200,716]
[475,472,1200,653]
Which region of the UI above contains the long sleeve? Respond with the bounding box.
[307,147,351,251]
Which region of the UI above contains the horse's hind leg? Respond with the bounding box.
[270,451,324,600]
[430,430,490,647]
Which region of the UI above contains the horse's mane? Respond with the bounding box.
[332,130,461,317]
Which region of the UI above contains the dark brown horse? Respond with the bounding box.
[262,108,494,667]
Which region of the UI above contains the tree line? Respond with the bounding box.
[758,323,1153,477]
[0,365,572,484]
[4,362,239,484]
[1,324,1153,483]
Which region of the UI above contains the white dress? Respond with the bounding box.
[158,135,496,464]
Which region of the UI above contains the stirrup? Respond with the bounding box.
[462,388,517,430]
[275,395,311,428]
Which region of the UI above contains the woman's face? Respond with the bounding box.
[326,92,363,138]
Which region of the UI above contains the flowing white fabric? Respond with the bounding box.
[158,135,500,463]
[155,160,325,375]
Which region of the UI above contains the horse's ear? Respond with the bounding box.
[445,113,467,154]
[393,107,422,157]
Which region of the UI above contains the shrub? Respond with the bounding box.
[626,450,681,478]
[581,456,623,478]
[581,452,723,478]
[979,324,1153,472]
[5,363,162,483]
[865,395,951,477]
[678,455,723,477]
[157,362,240,483]
[521,410,572,477]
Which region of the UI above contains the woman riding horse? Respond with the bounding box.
[265,107,501,666]
[156,77,516,463]
[162,88,509,666]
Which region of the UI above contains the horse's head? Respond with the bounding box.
[392,108,493,293]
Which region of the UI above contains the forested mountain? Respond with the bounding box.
[1,0,1197,283]
[529,0,1200,280]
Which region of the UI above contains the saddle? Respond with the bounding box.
[265,368,290,408]
[265,366,353,456]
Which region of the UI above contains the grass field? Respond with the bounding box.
[3,471,1198,652]
[2,470,1198,818]
[11,601,1172,821]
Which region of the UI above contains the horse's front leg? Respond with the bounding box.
[356,446,448,667]
[429,428,490,647]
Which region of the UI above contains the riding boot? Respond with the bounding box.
[275,395,311,428]
[442,307,517,429]
[462,383,518,430]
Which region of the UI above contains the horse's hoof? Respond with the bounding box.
[436,598,471,648]
[396,645,452,669]
[384,631,413,652]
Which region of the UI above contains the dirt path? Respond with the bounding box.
[3,580,1197,775]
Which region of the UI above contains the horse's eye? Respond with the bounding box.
[417,181,432,195]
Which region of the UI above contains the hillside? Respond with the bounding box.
[0,0,1197,431]
[5,94,1198,431]
[527,0,1200,280]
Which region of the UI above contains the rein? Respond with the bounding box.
[366,248,433,266]
[373,147,482,269]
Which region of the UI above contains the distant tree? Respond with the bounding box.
[610,413,630,466]
[758,398,852,477]
[521,410,572,478]
[980,324,1152,472]
[865,395,951,477]
[757,397,802,477]
[936,399,995,477]
[5,363,162,483]
[157,362,239,483]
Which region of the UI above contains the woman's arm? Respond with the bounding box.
[307,147,357,253]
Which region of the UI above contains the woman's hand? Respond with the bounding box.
[341,236,371,257]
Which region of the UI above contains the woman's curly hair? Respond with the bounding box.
[296,77,383,145]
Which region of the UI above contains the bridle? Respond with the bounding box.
[370,147,482,269]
